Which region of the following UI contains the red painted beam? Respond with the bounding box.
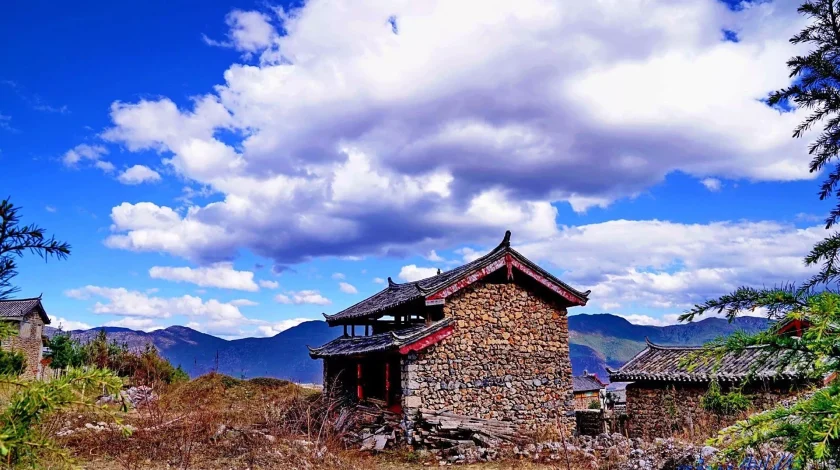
[356,363,363,401]
[399,326,454,354]
[424,253,586,306]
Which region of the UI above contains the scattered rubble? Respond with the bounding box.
[96,386,157,409]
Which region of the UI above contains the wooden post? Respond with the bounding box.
[351,325,355,337]
[356,362,363,401]
[343,325,347,337]
[365,325,369,336]
[385,362,391,406]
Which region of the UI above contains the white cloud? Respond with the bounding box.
[45,205,56,213]
[256,318,313,336]
[398,265,439,282]
[203,10,278,56]
[617,314,670,327]
[118,165,162,185]
[258,279,279,289]
[701,177,722,192]
[104,318,164,332]
[518,219,824,312]
[274,290,331,305]
[149,263,259,291]
[52,317,93,331]
[373,277,385,284]
[338,282,358,294]
[95,1,815,266]
[63,144,113,173]
[64,285,250,335]
[426,250,444,262]
[331,272,346,280]
[230,298,259,306]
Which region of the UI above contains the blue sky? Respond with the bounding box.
[0,0,829,337]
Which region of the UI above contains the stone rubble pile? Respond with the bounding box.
[96,386,158,409]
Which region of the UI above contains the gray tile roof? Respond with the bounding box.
[607,339,809,382]
[308,319,453,358]
[324,231,589,324]
[0,297,50,324]
[573,374,605,392]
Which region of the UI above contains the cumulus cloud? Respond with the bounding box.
[398,265,439,282]
[53,317,93,331]
[518,219,824,312]
[338,282,358,294]
[149,263,259,291]
[373,277,385,284]
[104,318,164,331]
[256,317,313,336]
[64,285,250,335]
[93,0,813,266]
[258,279,279,289]
[701,178,722,192]
[118,164,162,185]
[274,290,331,305]
[230,298,259,306]
[63,144,113,172]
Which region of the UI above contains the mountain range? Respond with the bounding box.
[52,314,770,383]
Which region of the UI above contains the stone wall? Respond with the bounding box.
[625,381,806,440]
[401,280,575,432]
[1,312,45,379]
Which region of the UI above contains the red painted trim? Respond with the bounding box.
[385,362,391,405]
[425,253,586,306]
[356,363,363,401]
[399,326,454,354]
[777,319,811,337]
[426,258,506,301]
[508,258,585,306]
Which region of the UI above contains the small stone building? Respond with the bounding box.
[309,231,590,432]
[572,372,605,410]
[608,339,812,440]
[0,297,51,379]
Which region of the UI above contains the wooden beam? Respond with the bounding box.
[399,325,454,354]
[357,363,363,401]
[385,362,391,406]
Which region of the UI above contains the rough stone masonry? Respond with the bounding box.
[401,280,575,432]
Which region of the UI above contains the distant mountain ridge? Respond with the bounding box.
[49,314,770,383]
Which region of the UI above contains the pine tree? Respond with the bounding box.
[682,1,840,466]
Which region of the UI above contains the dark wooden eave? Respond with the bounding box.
[0,296,51,325]
[323,230,589,325]
[308,318,454,359]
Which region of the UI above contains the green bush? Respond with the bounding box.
[0,349,25,376]
[700,380,750,416]
[587,399,601,409]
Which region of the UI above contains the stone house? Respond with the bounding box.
[0,297,51,379]
[309,231,590,431]
[607,339,813,440]
[572,372,605,410]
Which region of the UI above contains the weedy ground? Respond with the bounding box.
[35,374,566,470]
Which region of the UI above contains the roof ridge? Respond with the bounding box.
[0,296,43,302]
[645,338,769,351]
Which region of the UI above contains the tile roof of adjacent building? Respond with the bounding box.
[0,297,50,324]
[573,373,605,393]
[308,318,454,358]
[607,339,809,383]
[323,231,589,324]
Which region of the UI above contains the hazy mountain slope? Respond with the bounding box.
[51,314,770,383]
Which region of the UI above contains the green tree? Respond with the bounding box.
[680,2,840,466]
[0,198,70,300]
[45,332,86,370]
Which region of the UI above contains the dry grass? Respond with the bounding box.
[41,374,596,469]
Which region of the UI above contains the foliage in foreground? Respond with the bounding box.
[0,198,70,300]
[47,330,189,385]
[684,290,840,467]
[0,368,123,467]
[678,0,840,467]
